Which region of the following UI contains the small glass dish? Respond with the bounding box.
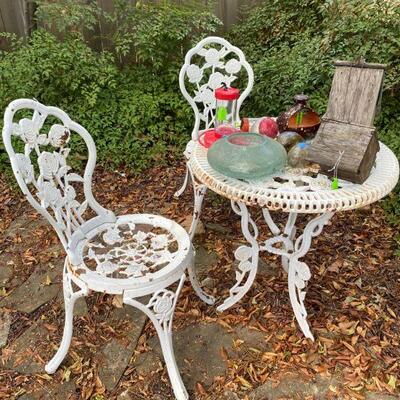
[198,129,221,149]
[207,132,287,180]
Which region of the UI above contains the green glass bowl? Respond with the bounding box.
[207,132,287,180]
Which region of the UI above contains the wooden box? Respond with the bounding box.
[306,60,386,184]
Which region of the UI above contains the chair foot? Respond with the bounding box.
[123,274,188,400]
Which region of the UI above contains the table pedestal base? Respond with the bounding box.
[191,195,333,340]
[179,160,335,340]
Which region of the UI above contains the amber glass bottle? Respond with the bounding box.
[277,95,321,139]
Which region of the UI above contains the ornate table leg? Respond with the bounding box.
[262,211,334,340]
[217,201,260,312]
[263,210,297,273]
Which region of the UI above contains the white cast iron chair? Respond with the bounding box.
[176,36,254,303]
[177,37,254,235]
[2,99,191,400]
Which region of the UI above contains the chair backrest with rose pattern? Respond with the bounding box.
[2,99,112,249]
[179,36,254,141]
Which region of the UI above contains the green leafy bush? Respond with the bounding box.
[0,0,220,172]
[230,0,400,221]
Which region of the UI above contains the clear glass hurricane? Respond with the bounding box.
[207,132,287,180]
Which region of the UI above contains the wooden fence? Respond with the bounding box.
[0,0,35,38]
[0,0,260,44]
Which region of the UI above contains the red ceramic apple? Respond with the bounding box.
[258,117,279,138]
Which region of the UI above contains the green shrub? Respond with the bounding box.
[34,0,221,69]
[0,0,220,172]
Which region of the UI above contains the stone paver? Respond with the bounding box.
[136,323,232,387]
[98,305,147,391]
[3,322,48,374]
[5,216,48,240]
[182,216,205,236]
[365,394,398,400]
[0,262,12,285]
[57,291,88,317]
[18,380,76,400]
[201,276,216,289]
[232,326,270,352]
[257,257,281,277]
[225,375,398,400]
[247,374,335,400]
[205,222,233,235]
[0,264,62,313]
[135,323,272,391]
[0,311,11,348]
[117,390,134,400]
[194,246,219,277]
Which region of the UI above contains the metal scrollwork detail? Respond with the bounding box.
[10,112,98,245]
[148,290,176,324]
[187,45,240,131]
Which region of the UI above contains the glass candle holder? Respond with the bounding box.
[198,129,221,149]
[214,86,240,136]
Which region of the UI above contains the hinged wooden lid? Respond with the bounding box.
[324,59,386,127]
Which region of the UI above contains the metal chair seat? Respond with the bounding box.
[67,214,192,296]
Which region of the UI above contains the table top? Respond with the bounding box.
[188,140,399,213]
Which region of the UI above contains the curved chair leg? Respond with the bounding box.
[187,185,215,304]
[174,162,208,242]
[188,180,207,241]
[174,163,190,198]
[123,274,188,400]
[184,164,214,305]
[188,257,215,305]
[45,261,88,374]
[217,201,259,312]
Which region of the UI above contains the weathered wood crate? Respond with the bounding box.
[306,60,386,184]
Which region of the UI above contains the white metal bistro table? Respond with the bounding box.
[187,140,399,341]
